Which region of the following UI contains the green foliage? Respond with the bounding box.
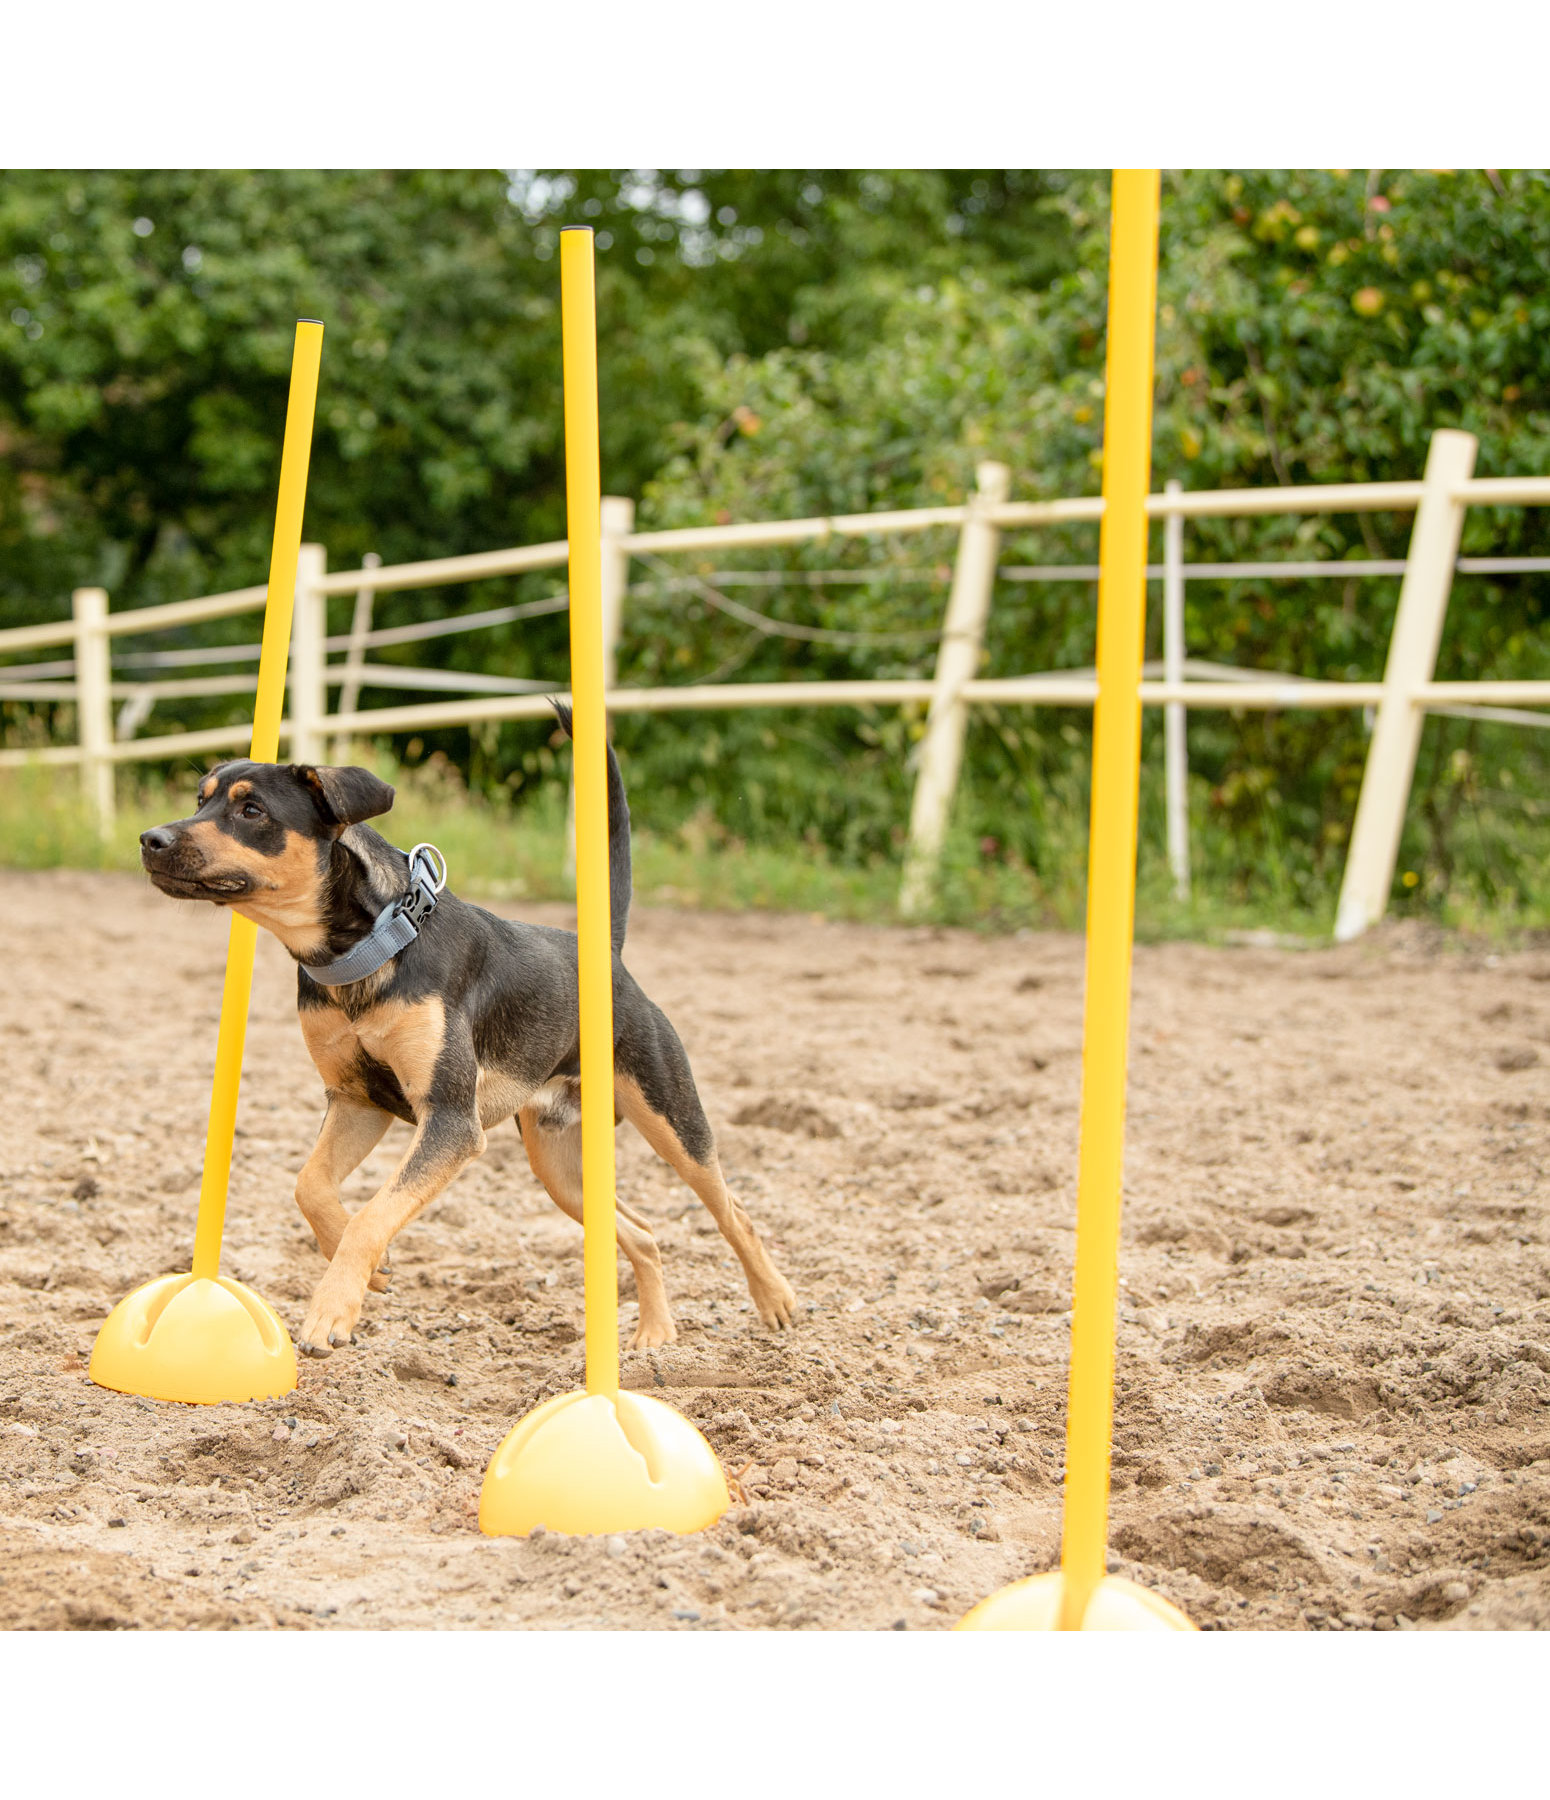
[5,170,1550,929]
[632,169,1550,916]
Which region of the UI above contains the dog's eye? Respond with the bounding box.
[240,801,265,820]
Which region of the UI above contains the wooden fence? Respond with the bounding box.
[3,426,1549,941]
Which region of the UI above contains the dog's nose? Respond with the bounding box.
[140,826,178,853]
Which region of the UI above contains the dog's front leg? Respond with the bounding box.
[297,1104,486,1356]
[295,1093,393,1284]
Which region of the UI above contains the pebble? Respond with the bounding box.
[272,1424,290,1442]
[383,1430,408,1451]
[606,1536,628,1559]
[108,1517,126,1528]
[954,1452,975,1467]
[230,1527,255,1546]
[671,1609,701,1622]
[911,1587,940,1607]
[562,1576,583,1597]
[1426,1509,1443,1523]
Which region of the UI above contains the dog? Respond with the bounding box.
[138,710,795,1358]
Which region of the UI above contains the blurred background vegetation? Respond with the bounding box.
[3,169,1549,934]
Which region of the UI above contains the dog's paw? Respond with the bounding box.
[299,1285,363,1358]
[755,1277,797,1331]
[631,1314,678,1350]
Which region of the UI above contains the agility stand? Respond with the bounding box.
[958,174,1193,1631]
[90,322,326,1406]
[479,229,729,1537]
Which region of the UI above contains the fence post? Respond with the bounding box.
[1334,428,1477,943]
[1163,479,1190,900]
[330,550,380,765]
[899,459,1011,918]
[72,586,114,838]
[566,496,635,881]
[289,542,328,767]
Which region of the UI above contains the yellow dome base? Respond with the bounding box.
[90,1272,298,1406]
[956,1571,1196,1631]
[480,1390,730,1538]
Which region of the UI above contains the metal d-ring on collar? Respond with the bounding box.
[301,841,449,988]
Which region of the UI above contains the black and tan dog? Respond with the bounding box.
[139,716,795,1358]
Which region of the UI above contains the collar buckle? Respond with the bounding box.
[398,842,448,929]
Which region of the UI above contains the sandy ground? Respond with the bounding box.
[3,867,1550,1631]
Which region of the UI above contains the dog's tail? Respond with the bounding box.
[548,698,631,955]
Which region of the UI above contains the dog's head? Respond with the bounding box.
[139,761,395,951]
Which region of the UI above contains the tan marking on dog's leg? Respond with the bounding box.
[294,1096,394,1287]
[518,1102,676,1349]
[298,1104,485,1356]
[298,1003,363,1091]
[354,996,446,1108]
[616,1075,796,1330]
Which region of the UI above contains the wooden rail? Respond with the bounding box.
[4,441,1550,939]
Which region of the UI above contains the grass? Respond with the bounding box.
[0,751,1339,944]
[12,738,1550,947]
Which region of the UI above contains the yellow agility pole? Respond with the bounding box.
[480,228,728,1536]
[91,320,324,1406]
[959,173,1193,1631]
[561,228,621,1399]
[193,318,325,1282]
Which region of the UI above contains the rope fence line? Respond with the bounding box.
[3,435,1550,940]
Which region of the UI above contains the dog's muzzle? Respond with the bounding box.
[140,827,251,898]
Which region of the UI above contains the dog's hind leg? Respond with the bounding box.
[518,1091,677,1349]
[295,1095,395,1291]
[616,1070,796,1331]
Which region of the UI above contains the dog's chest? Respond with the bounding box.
[300,993,445,1106]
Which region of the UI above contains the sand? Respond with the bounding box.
[2,866,1549,1631]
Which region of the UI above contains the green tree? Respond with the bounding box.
[634,170,1550,910]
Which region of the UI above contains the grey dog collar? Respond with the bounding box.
[301,842,448,987]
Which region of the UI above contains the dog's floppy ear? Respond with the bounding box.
[297,765,396,833]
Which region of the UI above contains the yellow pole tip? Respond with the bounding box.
[89,1272,297,1406]
[480,1390,730,1537]
[955,1571,1196,1631]
[297,317,324,326]
[561,225,594,235]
